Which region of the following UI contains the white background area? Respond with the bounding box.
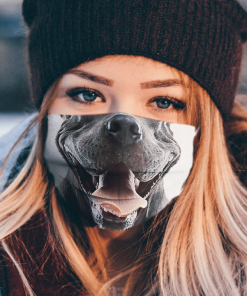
[163,123,196,201]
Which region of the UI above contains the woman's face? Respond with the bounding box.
[49,55,187,124]
[46,55,194,231]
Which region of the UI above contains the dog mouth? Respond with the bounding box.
[65,152,173,222]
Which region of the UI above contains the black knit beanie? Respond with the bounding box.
[22,0,247,119]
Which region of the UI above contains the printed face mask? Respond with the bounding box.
[44,113,196,231]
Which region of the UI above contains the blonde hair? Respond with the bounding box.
[1,70,247,296]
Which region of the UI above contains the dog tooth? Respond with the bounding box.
[135,177,140,190]
[92,176,98,186]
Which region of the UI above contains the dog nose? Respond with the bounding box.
[105,114,142,146]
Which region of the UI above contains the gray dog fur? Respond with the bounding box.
[53,113,181,230]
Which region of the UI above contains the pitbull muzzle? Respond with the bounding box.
[44,113,196,230]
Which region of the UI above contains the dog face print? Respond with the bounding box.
[45,113,195,230]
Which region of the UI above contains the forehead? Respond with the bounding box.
[64,55,181,82]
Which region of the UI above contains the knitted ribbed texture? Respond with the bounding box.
[22,0,247,119]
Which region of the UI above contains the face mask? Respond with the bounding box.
[44,113,196,231]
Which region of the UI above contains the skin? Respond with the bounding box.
[49,55,187,123]
[49,55,188,283]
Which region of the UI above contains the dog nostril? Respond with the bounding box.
[106,121,121,132]
[129,124,141,136]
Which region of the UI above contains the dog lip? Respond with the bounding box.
[101,210,130,222]
[137,158,177,199]
[66,153,97,194]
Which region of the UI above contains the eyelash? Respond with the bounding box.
[66,87,104,105]
[66,87,186,111]
[149,96,186,113]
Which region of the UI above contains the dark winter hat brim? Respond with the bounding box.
[22,0,247,119]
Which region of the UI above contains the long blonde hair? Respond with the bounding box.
[1,69,247,296]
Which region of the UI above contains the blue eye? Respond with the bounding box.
[66,88,102,103]
[153,97,185,110]
[77,91,98,102]
[155,99,171,109]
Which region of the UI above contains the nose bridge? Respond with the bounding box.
[108,91,138,115]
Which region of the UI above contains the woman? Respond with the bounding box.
[0,0,247,295]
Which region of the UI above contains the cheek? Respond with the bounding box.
[48,98,67,114]
[177,111,187,125]
[49,97,87,115]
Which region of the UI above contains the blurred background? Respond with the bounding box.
[0,0,33,136]
[0,0,247,137]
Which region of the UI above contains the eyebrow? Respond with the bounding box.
[66,69,114,86]
[140,79,183,89]
[66,69,183,89]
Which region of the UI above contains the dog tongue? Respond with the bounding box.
[92,163,147,216]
